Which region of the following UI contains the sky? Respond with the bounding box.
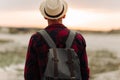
[0,0,120,31]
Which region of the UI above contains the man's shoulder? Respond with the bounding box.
[71,30,84,39]
[30,32,43,40]
[74,31,86,46]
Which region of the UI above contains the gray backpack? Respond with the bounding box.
[39,30,82,80]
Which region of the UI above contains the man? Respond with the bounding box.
[24,0,89,80]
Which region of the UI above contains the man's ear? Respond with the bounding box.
[44,17,48,20]
[62,15,66,18]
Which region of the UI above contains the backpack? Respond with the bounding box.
[39,30,82,80]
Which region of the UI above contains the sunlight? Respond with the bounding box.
[0,8,105,30]
[0,11,47,28]
[0,8,120,31]
[63,8,105,30]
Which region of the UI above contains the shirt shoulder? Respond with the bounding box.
[31,31,45,39]
[29,32,43,45]
[75,31,86,47]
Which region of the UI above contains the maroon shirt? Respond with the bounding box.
[24,24,89,80]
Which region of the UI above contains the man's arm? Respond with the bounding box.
[76,34,90,80]
[24,34,40,80]
[79,48,89,80]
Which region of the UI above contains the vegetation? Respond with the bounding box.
[88,50,120,78]
[0,47,27,68]
[0,48,120,75]
[76,29,120,34]
[0,27,120,79]
[1,26,120,34]
[0,39,13,44]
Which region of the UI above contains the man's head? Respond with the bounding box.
[39,0,68,20]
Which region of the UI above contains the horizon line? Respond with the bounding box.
[1,25,120,32]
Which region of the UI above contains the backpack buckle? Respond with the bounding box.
[52,57,59,62]
[71,77,76,80]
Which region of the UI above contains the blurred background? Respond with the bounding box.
[0,0,120,80]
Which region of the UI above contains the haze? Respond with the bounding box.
[0,0,120,31]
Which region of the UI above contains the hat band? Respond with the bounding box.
[44,5,64,18]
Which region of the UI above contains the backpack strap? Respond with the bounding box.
[38,30,56,48]
[66,49,75,79]
[39,30,76,48]
[66,30,76,48]
[52,48,59,79]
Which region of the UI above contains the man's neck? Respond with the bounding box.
[48,19,62,25]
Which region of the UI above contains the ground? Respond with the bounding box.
[0,31,120,80]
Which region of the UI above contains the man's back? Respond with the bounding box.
[24,24,89,80]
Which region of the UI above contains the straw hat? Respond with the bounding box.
[40,0,68,19]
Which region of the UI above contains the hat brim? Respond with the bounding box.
[40,0,68,19]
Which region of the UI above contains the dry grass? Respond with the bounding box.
[0,39,13,44]
[0,45,120,80]
[88,50,120,78]
[0,47,27,67]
